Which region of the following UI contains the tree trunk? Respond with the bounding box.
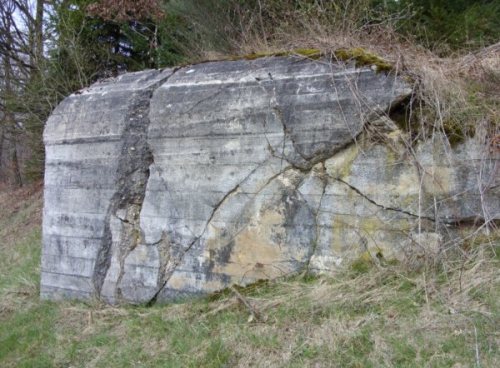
[12,142,23,187]
[0,126,4,176]
[34,0,44,65]
[28,0,44,76]
[2,24,23,187]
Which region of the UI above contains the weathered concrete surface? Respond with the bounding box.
[41,56,499,303]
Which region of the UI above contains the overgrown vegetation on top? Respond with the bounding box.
[0,0,499,185]
[0,187,499,367]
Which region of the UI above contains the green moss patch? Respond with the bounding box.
[334,47,393,72]
[231,48,322,61]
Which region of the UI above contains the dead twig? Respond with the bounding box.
[203,297,239,317]
[230,286,264,322]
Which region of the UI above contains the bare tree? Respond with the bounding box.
[0,0,45,186]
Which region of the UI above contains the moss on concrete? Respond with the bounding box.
[334,48,393,72]
[231,48,322,61]
[442,118,476,146]
[350,251,374,274]
[232,48,392,72]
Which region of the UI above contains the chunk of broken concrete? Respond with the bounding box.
[41,56,498,304]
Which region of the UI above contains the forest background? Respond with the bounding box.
[0,0,499,186]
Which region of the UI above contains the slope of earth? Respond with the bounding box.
[0,185,499,367]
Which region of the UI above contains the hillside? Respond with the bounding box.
[0,185,498,367]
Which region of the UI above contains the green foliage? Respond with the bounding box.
[391,0,500,54]
[52,1,153,77]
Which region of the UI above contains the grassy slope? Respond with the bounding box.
[0,186,498,368]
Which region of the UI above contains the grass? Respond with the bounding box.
[0,186,499,367]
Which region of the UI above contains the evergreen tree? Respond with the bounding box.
[390,0,500,53]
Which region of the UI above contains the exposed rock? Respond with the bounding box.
[41,56,499,303]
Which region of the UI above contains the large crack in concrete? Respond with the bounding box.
[258,72,364,172]
[92,70,176,300]
[328,174,492,226]
[146,159,297,304]
[268,72,310,168]
[95,66,476,303]
[142,90,409,300]
[256,73,309,169]
[146,182,242,304]
[304,163,328,273]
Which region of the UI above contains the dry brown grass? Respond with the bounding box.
[0,181,43,246]
[43,227,499,366]
[193,3,499,151]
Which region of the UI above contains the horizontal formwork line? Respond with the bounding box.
[162,70,369,88]
[48,106,129,117]
[137,217,409,227]
[38,184,418,194]
[44,160,264,168]
[133,190,371,197]
[45,135,123,145]
[43,234,104,241]
[115,190,275,196]
[45,158,121,164]
[43,255,159,270]
[41,285,93,296]
[147,133,284,141]
[43,185,115,191]
[41,205,415,218]
[148,131,349,141]
[138,214,317,220]
[43,232,104,238]
[44,210,108,217]
[43,185,115,190]
[42,253,97,262]
[41,270,92,279]
[152,103,348,117]
[121,263,159,270]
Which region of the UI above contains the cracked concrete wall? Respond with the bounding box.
[41,57,499,304]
